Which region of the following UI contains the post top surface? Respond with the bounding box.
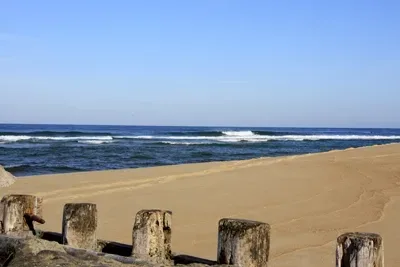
[64,203,97,211]
[337,232,382,246]
[64,203,97,206]
[137,209,172,215]
[218,218,270,231]
[1,194,40,200]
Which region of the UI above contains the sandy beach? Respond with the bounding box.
[1,143,400,266]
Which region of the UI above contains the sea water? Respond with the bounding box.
[0,124,399,176]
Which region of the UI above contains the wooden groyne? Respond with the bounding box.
[0,194,384,267]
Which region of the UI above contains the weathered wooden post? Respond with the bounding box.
[132,209,172,264]
[217,218,270,267]
[0,194,43,236]
[62,203,98,250]
[336,232,384,267]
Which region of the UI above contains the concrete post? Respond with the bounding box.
[217,218,270,267]
[0,194,43,236]
[132,209,172,264]
[336,232,384,267]
[62,203,98,250]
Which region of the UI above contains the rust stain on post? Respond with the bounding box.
[0,194,43,235]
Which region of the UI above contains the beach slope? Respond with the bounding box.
[1,143,400,267]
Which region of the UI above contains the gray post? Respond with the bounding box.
[336,232,384,267]
[217,218,270,267]
[62,203,98,250]
[132,209,172,264]
[0,194,43,236]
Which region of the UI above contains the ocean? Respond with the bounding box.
[0,124,399,177]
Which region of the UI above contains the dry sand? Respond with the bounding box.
[1,143,400,266]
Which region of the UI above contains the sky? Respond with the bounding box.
[1,0,399,127]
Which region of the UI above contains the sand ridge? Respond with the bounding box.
[1,143,400,267]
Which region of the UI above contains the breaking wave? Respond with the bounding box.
[0,135,113,142]
[1,130,400,145]
[2,125,400,177]
[114,132,400,143]
[77,140,114,145]
[160,141,214,145]
[0,131,112,137]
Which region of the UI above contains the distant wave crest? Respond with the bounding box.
[0,130,112,137]
[1,130,400,145]
[166,130,287,137]
[222,130,254,136]
[78,140,114,145]
[0,135,113,143]
[160,141,214,145]
[129,131,400,144]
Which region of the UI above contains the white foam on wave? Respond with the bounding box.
[78,140,114,145]
[114,135,154,139]
[222,131,255,136]
[162,141,193,145]
[115,131,256,140]
[1,133,400,144]
[161,141,213,145]
[118,134,400,143]
[116,135,213,140]
[0,135,32,142]
[0,135,113,142]
[216,134,400,142]
[271,135,400,141]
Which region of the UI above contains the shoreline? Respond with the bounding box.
[1,143,400,266]
[17,142,399,179]
[3,124,400,178]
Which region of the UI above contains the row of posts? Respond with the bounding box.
[0,194,384,267]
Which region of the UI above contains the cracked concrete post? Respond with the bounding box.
[132,209,172,264]
[336,232,384,267]
[62,203,97,250]
[0,194,43,236]
[217,218,270,267]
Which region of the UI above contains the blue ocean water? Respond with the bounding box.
[0,124,399,177]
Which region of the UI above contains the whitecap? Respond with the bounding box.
[0,135,113,142]
[160,141,213,145]
[3,133,400,144]
[222,131,255,136]
[78,140,114,145]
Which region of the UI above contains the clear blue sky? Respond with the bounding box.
[1,0,399,127]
